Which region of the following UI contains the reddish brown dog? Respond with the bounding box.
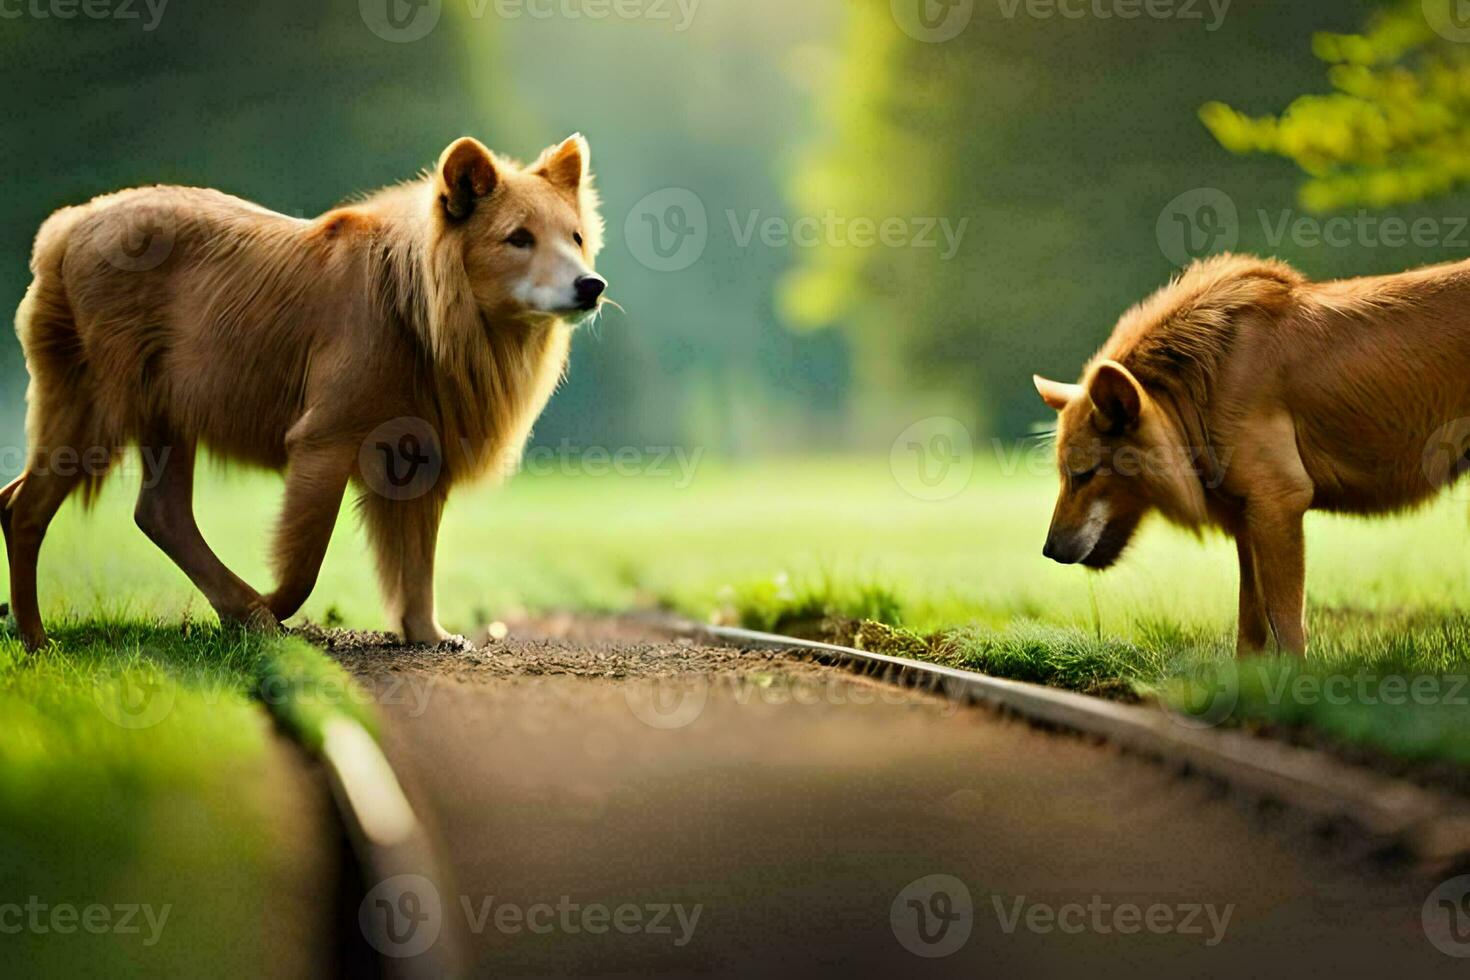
[1035,253,1470,656]
[4,135,606,650]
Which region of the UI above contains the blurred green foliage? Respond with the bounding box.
[781,0,1470,437]
[7,2,1470,452]
[1202,0,1470,211]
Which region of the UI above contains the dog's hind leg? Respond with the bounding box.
[133,423,276,631]
[4,466,85,650]
[263,443,354,623]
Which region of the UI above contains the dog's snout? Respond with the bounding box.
[1043,532,1082,566]
[575,275,607,310]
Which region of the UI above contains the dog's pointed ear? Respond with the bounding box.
[535,133,590,193]
[1034,375,1082,413]
[1087,360,1144,432]
[437,137,499,220]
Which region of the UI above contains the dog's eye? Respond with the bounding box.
[1070,466,1098,488]
[506,228,536,249]
[573,232,584,247]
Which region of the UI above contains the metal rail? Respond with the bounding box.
[678,620,1470,867]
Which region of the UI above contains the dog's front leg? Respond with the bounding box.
[359,491,462,646]
[1233,531,1271,656]
[265,444,354,623]
[1244,497,1310,655]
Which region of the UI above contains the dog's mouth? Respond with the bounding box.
[1080,517,1139,570]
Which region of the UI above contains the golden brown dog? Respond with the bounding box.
[1034,253,1470,655]
[4,135,606,650]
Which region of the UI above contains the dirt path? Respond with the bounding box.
[326,617,1466,978]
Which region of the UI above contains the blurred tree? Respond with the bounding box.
[780,0,1451,442]
[0,0,493,448]
[1202,0,1470,211]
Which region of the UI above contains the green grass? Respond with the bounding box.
[27,454,1470,762]
[7,453,1470,975]
[0,618,369,976]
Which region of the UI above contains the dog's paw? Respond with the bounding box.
[435,634,475,653]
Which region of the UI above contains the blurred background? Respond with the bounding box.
[5,0,1468,462]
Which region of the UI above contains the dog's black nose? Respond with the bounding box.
[575,275,606,309]
[1043,535,1078,565]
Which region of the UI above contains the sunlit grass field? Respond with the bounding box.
[30,455,1470,639]
[6,453,1470,975]
[21,453,1470,768]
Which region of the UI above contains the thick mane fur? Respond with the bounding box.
[362,177,570,488]
[1098,254,1304,409]
[1094,254,1304,473]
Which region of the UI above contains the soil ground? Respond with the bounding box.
[320,616,1467,978]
